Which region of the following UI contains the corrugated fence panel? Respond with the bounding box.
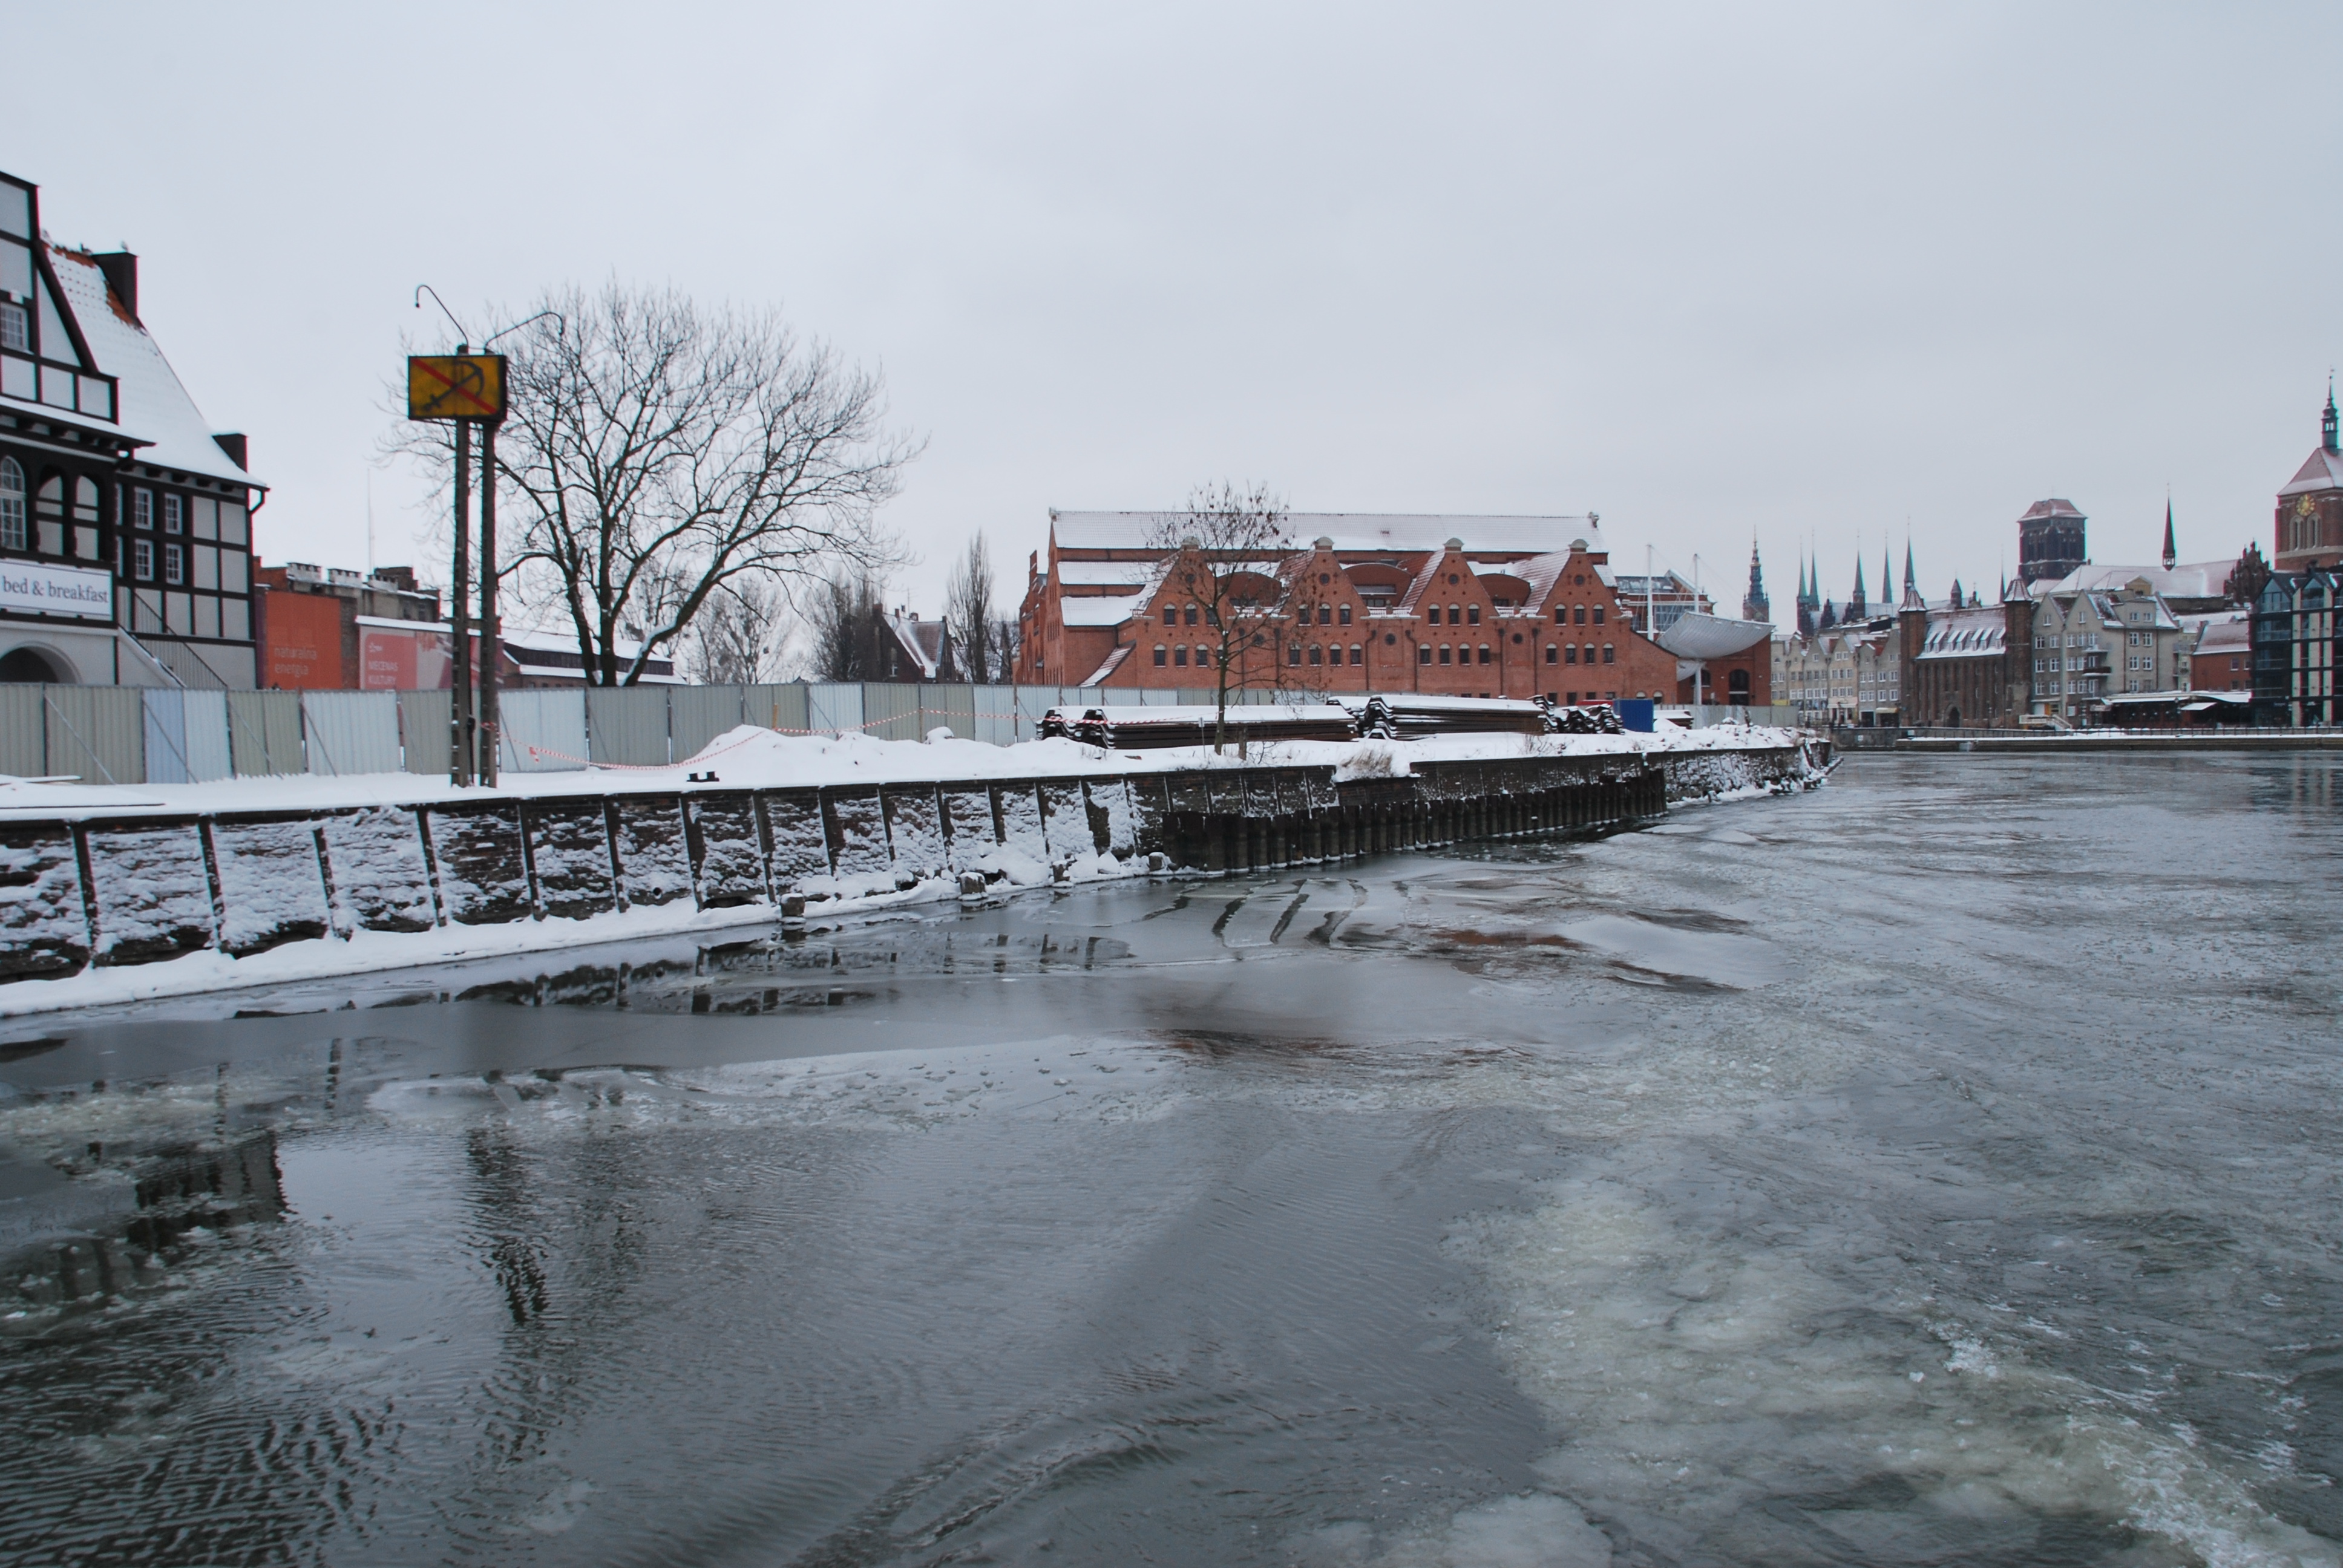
[972,684,1017,746]
[181,691,232,780]
[0,686,44,777]
[399,690,452,776]
[918,684,976,741]
[301,691,403,776]
[586,687,670,766]
[498,689,590,773]
[861,684,920,742]
[744,683,810,736]
[807,683,862,736]
[140,689,190,784]
[47,687,144,784]
[670,685,746,762]
[227,691,303,777]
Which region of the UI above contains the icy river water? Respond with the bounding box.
[4,753,2342,1567]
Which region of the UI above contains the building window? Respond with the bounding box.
[1575,604,1587,624]
[163,495,183,534]
[1477,644,1491,664]
[1174,645,1187,667]
[1447,606,1462,625]
[0,301,24,351]
[1184,604,1197,626]
[163,542,183,584]
[1545,644,1558,664]
[1195,645,1210,666]
[0,457,21,551]
[1308,644,1322,665]
[1317,604,1331,626]
[134,489,153,530]
[1438,645,1452,665]
[1565,644,1578,664]
[1553,607,1565,624]
[134,538,153,580]
[1349,645,1361,665]
[1593,607,1604,624]
[1602,644,1614,664]
[1338,604,1351,625]
[1153,645,1167,666]
[1467,604,1480,626]
[1418,644,1430,664]
[1162,607,1176,627]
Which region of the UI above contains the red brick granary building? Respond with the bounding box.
[1014,511,1722,704]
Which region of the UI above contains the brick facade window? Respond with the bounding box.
[1545,644,1558,664]
[1153,645,1167,666]
[1418,644,1430,664]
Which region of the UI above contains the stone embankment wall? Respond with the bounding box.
[0,745,1815,988]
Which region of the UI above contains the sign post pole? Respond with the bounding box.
[477,417,500,786]
[407,348,504,787]
[450,410,474,787]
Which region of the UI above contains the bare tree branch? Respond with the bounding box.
[388,282,919,685]
[1144,482,1293,751]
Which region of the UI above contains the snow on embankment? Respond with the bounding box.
[0,725,1820,1016]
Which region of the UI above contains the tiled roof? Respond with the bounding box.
[2280,446,2343,498]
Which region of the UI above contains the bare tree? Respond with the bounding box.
[988,612,1020,684]
[393,282,918,685]
[686,572,790,685]
[805,567,891,681]
[1145,482,1293,750]
[942,532,997,687]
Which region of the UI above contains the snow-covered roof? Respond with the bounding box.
[1918,607,2007,659]
[2036,561,2233,601]
[2186,613,2250,656]
[1077,645,1133,685]
[1061,592,1145,627]
[2279,446,2343,498]
[1054,560,1156,587]
[880,610,949,679]
[47,247,258,488]
[1050,511,1606,557]
[1656,612,1772,659]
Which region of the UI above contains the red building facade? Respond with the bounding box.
[1014,512,1722,704]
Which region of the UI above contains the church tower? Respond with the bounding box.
[2275,384,2343,572]
[1849,554,1867,620]
[1742,536,1770,623]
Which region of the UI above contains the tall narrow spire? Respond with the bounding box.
[1902,537,1916,595]
[2161,494,2177,570]
[1742,533,1770,623]
[1850,549,1867,618]
[1883,541,1893,613]
[2325,376,2338,454]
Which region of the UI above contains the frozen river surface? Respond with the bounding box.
[3,754,2341,1567]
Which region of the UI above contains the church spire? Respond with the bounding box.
[2161,493,2177,570]
[1742,533,1770,623]
[1850,550,1867,618]
[2325,376,2338,454]
[1902,537,1916,595]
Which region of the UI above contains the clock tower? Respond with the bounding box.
[2275,384,2343,572]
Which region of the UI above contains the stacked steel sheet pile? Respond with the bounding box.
[1552,703,1627,735]
[1349,694,1553,741]
[1042,704,1357,751]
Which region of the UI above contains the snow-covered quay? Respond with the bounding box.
[0,724,1821,1015]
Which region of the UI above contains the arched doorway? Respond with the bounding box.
[0,646,64,684]
[1726,668,1751,702]
[1945,705,1961,728]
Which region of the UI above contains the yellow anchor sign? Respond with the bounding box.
[407,354,506,420]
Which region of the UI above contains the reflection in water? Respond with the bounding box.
[0,754,2340,1566]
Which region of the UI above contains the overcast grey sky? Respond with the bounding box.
[13,2,2338,618]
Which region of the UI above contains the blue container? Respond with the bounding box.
[1613,698,1656,733]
